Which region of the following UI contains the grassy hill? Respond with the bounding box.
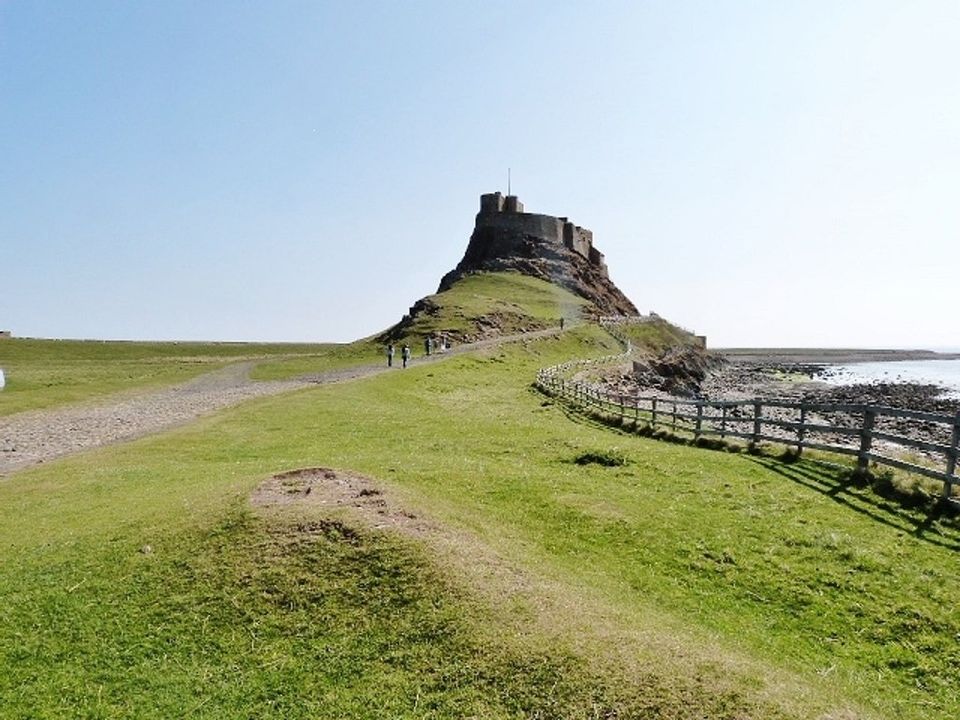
[611,315,702,354]
[380,271,591,342]
[2,277,959,718]
[252,272,591,380]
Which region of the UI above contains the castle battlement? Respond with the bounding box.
[476,193,606,276]
[480,191,524,214]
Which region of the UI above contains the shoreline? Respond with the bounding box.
[610,347,960,412]
[716,348,960,365]
[706,349,960,413]
[598,350,960,460]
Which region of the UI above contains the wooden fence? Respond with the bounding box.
[539,322,960,501]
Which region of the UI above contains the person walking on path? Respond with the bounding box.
[387,343,395,368]
[560,317,565,331]
[424,336,433,356]
[401,344,411,369]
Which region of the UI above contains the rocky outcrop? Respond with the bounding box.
[379,193,640,343]
[438,194,638,317]
[631,345,726,397]
[438,224,637,317]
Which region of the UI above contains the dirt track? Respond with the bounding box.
[0,328,560,477]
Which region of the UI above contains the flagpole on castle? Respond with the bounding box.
[508,167,511,196]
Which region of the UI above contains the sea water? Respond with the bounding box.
[821,358,960,399]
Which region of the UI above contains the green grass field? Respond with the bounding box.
[0,338,329,416]
[247,341,383,381]
[3,314,959,718]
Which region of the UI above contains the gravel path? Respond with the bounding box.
[0,327,560,477]
[0,363,311,476]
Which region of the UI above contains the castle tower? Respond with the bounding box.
[503,195,524,213]
[479,192,525,214]
[479,192,505,214]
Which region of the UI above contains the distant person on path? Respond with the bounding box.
[387,343,395,367]
[0,368,5,390]
[425,336,433,356]
[402,344,411,368]
[560,317,565,330]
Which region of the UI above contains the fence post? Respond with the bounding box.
[943,410,960,500]
[635,397,640,423]
[672,402,678,433]
[720,404,727,440]
[695,403,703,441]
[752,401,761,445]
[857,409,876,474]
[651,398,658,429]
[619,394,625,420]
[797,406,807,457]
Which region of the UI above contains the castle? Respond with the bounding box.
[476,192,609,278]
[434,190,637,318]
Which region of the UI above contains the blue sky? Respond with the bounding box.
[2,1,958,347]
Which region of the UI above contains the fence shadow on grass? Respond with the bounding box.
[535,389,638,438]
[537,387,960,550]
[746,456,960,552]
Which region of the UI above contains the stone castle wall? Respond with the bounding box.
[476,192,607,276]
[561,222,592,259]
[478,210,565,245]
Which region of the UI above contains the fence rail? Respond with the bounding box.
[539,319,960,501]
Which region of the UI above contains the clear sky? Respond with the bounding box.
[2,1,958,348]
